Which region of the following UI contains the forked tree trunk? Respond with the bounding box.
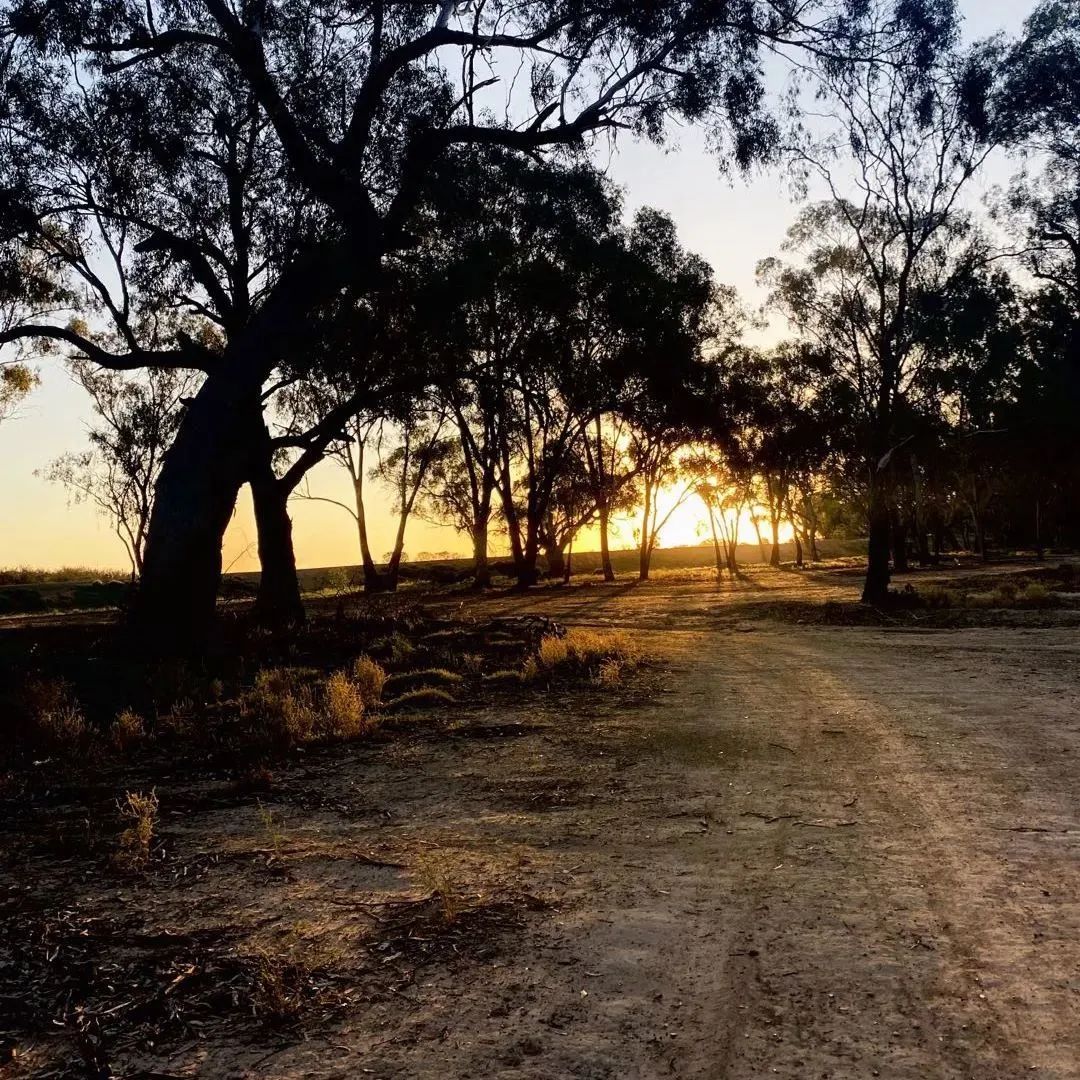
[134,368,264,652]
[250,451,304,629]
[545,541,566,581]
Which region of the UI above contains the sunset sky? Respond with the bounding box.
[0,0,1028,573]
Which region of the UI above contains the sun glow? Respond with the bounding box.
[588,484,795,555]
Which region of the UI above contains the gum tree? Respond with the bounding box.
[0,0,930,647]
[765,2,995,601]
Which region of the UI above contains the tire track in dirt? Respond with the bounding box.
[689,626,1079,1079]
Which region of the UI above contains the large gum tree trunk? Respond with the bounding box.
[862,469,892,605]
[250,448,304,629]
[135,368,264,651]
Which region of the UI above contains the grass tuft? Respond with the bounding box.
[109,709,145,752]
[524,628,644,682]
[383,687,456,713]
[350,654,387,708]
[114,789,159,869]
[321,670,367,737]
[384,668,465,696]
[247,668,318,748]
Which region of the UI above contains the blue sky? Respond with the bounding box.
[0,0,1034,572]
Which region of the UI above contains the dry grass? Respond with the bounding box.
[384,687,457,713]
[525,628,645,682]
[321,671,367,737]
[109,709,145,752]
[484,668,525,686]
[255,800,287,864]
[371,632,415,664]
[22,678,87,750]
[415,854,461,923]
[251,953,307,1026]
[384,668,465,696]
[595,658,625,686]
[248,668,319,747]
[350,655,387,708]
[114,789,159,869]
[920,580,1057,610]
[248,665,387,747]
[0,565,118,585]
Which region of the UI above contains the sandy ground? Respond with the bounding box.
[6,565,1080,1079]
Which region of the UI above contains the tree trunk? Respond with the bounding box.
[351,475,384,590]
[751,518,768,564]
[792,525,804,568]
[134,368,263,652]
[545,540,566,581]
[250,452,304,629]
[769,515,781,568]
[1035,497,1044,561]
[890,503,909,573]
[862,471,892,604]
[598,501,615,582]
[971,507,987,563]
[707,505,725,581]
[639,480,653,581]
[382,504,411,591]
[472,515,491,588]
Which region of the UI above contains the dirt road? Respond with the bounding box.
[177,581,1077,1079]
[9,570,1079,1079]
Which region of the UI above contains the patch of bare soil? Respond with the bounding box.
[4,563,1079,1078]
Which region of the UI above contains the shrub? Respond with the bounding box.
[350,655,387,708]
[321,671,367,737]
[109,709,145,752]
[595,658,624,687]
[1018,581,1052,607]
[919,585,954,609]
[323,567,352,596]
[114,789,159,869]
[22,678,87,750]
[249,668,318,747]
[371,632,415,665]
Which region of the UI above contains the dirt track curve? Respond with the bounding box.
[191,580,1080,1079]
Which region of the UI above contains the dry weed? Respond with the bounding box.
[114,789,159,869]
[108,709,144,752]
[350,655,387,708]
[526,628,644,681]
[321,671,366,737]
